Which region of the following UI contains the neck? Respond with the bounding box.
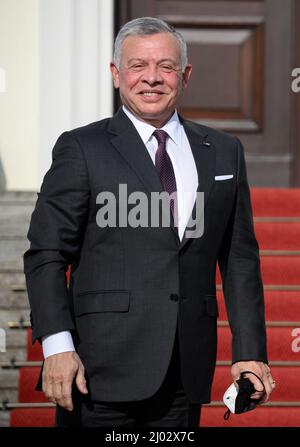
[122,105,176,128]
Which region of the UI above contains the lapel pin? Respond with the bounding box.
[203,139,211,147]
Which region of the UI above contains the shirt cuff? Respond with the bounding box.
[42,331,75,358]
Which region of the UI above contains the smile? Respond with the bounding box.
[140,91,163,96]
[139,92,165,102]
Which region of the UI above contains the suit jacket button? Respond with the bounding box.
[170,294,179,301]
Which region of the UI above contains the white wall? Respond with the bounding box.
[0,0,39,191]
[39,0,114,184]
[0,0,114,191]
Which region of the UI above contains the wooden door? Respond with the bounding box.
[116,0,300,186]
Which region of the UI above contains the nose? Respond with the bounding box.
[141,65,163,85]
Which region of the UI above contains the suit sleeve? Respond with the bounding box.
[218,137,268,364]
[23,131,90,343]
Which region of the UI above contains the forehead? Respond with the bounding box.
[120,33,181,61]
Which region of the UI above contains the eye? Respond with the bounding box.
[159,65,176,73]
[129,64,145,72]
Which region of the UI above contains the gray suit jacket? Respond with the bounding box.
[24,108,267,404]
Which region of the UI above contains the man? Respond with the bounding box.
[24,17,275,427]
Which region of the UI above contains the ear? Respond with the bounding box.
[110,62,120,88]
[182,64,192,89]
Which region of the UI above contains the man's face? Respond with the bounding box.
[110,33,192,128]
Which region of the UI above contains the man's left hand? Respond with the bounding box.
[231,361,276,403]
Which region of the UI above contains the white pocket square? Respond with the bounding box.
[215,175,234,181]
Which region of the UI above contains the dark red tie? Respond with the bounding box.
[153,129,177,223]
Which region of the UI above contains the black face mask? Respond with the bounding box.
[224,371,266,420]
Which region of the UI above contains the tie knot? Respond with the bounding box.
[153,129,168,146]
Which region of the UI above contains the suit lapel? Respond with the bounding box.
[108,108,179,240]
[107,109,216,246]
[179,119,216,250]
[108,108,163,194]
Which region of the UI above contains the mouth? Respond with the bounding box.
[138,91,165,102]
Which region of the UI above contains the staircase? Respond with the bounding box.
[1,188,300,427]
[0,192,34,426]
[202,188,300,426]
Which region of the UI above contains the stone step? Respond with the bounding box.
[0,203,33,238]
[0,273,29,309]
[0,191,37,204]
[0,411,10,427]
[0,349,27,363]
[0,369,18,402]
[0,330,27,362]
[0,192,35,273]
[0,240,30,271]
[0,310,30,331]
[5,329,27,348]
[0,292,29,310]
[0,272,26,290]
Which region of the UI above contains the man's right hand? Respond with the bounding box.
[42,351,88,411]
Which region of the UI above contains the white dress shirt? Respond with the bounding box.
[42,106,198,358]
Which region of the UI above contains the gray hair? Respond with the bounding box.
[113,17,188,71]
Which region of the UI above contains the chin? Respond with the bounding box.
[138,106,169,120]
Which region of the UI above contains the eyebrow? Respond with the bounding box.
[127,58,179,65]
[127,59,145,64]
